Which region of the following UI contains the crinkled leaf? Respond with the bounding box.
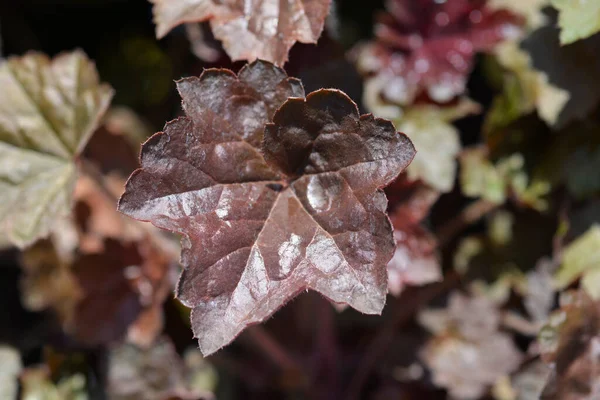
[555,225,600,299]
[150,0,331,65]
[0,50,113,248]
[395,99,479,192]
[0,346,22,400]
[551,0,600,45]
[118,61,415,355]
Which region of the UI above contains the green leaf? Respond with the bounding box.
[486,41,570,132]
[522,26,600,128]
[460,148,510,204]
[21,368,87,400]
[0,50,113,248]
[551,0,600,45]
[459,148,550,209]
[555,225,600,298]
[396,99,480,192]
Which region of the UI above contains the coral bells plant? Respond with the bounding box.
[117,61,415,354]
[3,0,600,399]
[355,0,523,106]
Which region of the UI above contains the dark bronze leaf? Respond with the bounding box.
[118,61,415,355]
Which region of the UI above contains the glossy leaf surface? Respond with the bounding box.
[150,0,331,65]
[118,61,415,354]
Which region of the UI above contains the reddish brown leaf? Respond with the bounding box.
[73,238,172,347]
[150,0,332,66]
[83,107,151,177]
[354,0,523,105]
[20,237,172,347]
[73,174,145,254]
[386,180,441,296]
[118,61,415,355]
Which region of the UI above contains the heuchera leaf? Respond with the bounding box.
[150,0,332,66]
[551,0,600,45]
[0,50,113,248]
[423,334,521,400]
[21,236,172,347]
[396,99,480,192]
[355,0,523,106]
[459,147,549,209]
[419,292,522,400]
[83,107,151,177]
[487,40,570,128]
[73,238,172,347]
[386,181,441,296]
[118,61,415,355]
[539,290,600,399]
[522,26,600,129]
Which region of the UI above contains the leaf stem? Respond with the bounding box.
[312,297,340,399]
[345,200,497,398]
[78,158,119,202]
[78,158,179,259]
[245,325,302,373]
[435,199,499,247]
[345,272,460,400]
